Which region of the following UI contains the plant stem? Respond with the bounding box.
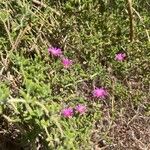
[127,0,134,42]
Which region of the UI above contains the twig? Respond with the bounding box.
[3,21,13,47]
[126,0,134,42]
[132,7,150,42]
[131,131,147,150]
[11,25,31,51]
[32,0,60,16]
[32,0,47,8]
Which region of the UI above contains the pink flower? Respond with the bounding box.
[48,47,62,57]
[75,104,87,115]
[115,53,126,61]
[62,58,72,68]
[61,107,73,118]
[92,87,108,98]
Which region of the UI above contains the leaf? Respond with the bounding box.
[0,10,9,22]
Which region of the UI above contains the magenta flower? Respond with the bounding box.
[115,53,126,61]
[75,104,87,115]
[92,87,108,98]
[62,58,72,68]
[61,107,73,118]
[48,47,62,57]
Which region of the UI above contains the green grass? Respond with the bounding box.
[0,0,150,149]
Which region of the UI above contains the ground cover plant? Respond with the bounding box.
[0,0,150,149]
